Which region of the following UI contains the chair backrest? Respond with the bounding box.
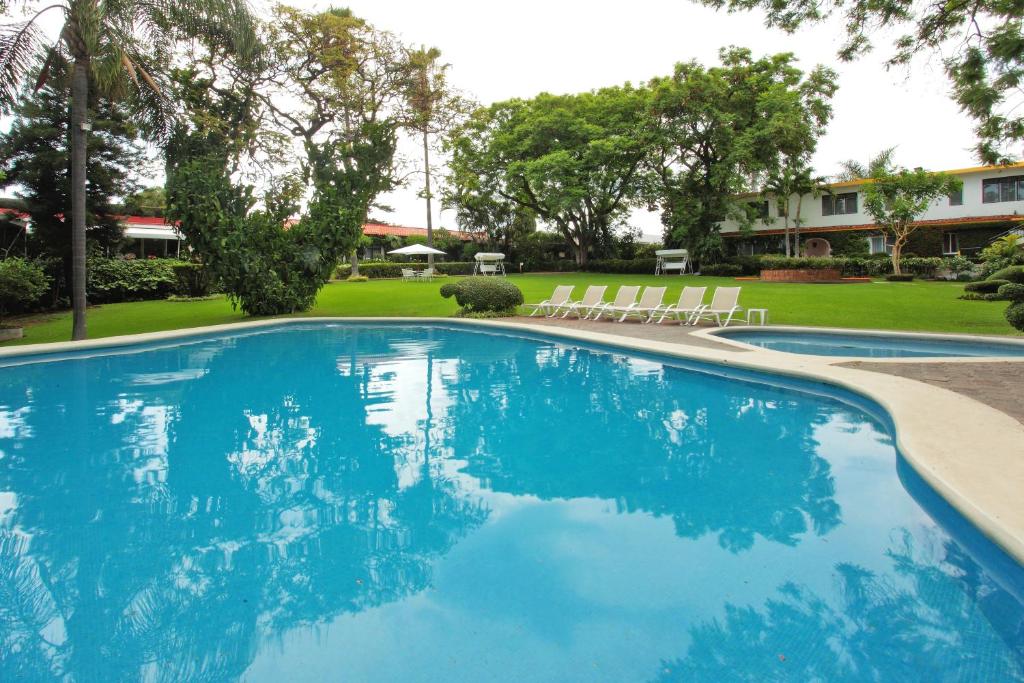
[611,285,641,307]
[402,268,415,277]
[580,285,607,306]
[422,268,435,276]
[709,287,741,311]
[677,286,706,310]
[637,286,666,308]
[480,264,496,274]
[549,285,574,304]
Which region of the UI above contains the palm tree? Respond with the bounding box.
[0,0,253,340]
[835,147,896,182]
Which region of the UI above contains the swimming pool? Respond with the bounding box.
[0,323,1021,681]
[714,328,1024,358]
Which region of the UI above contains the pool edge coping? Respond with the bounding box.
[2,316,1022,566]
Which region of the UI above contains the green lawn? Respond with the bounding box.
[3,273,1018,346]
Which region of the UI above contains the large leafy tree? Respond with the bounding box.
[0,0,254,340]
[762,156,827,256]
[645,48,836,264]
[447,86,649,266]
[862,164,962,275]
[696,0,1024,162]
[0,65,144,286]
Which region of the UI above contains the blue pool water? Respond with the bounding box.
[716,329,1024,358]
[0,323,1022,682]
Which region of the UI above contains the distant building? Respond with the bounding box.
[719,162,1024,257]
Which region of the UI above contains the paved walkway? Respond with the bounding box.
[517,316,1024,425]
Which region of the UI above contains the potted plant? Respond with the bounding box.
[0,258,51,341]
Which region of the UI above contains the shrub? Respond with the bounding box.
[886,274,915,282]
[86,258,179,303]
[171,262,212,298]
[0,258,50,323]
[1007,302,1024,331]
[583,258,657,274]
[964,279,1010,295]
[439,276,523,314]
[701,263,743,277]
[346,275,369,282]
[998,283,1024,302]
[987,265,1024,284]
[335,261,475,279]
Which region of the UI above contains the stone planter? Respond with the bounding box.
[760,268,842,283]
[0,327,23,342]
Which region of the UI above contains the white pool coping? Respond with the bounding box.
[2,317,1023,565]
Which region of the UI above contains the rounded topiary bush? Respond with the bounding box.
[964,279,1010,295]
[440,277,524,316]
[1006,302,1024,331]
[998,283,1024,302]
[987,265,1024,284]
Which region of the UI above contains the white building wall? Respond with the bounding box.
[719,164,1024,234]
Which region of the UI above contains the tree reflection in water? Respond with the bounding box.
[0,324,1019,681]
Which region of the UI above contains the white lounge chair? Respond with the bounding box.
[523,285,575,317]
[592,285,641,321]
[656,286,707,324]
[691,287,743,326]
[618,286,667,323]
[555,285,608,319]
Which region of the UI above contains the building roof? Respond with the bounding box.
[362,222,474,241]
[723,214,1024,237]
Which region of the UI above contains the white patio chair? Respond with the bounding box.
[556,285,608,319]
[419,267,435,281]
[401,268,417,282]
[655,286,707,325]
[618,286,667,323]
[592,285,641,321]
[691,287,743,326]
[523,285,574,317]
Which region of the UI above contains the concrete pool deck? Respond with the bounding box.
[0,316,1022,569]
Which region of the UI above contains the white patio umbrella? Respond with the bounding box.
[387,244,447,256]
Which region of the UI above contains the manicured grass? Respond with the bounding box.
[3,273,1018,346]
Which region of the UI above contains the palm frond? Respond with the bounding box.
[0,10,57,112]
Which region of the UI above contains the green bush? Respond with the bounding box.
[439,276,523,314]
[583,258,657,274]
[0,258,50,323]
[335,261,476,279]
[964,279,1010,295]
[1006,302,1024,331]
[998,283,1024,302]
[170,262,213,298]
[86,258,179,303]
[987,265,1024,284]
[723,255,945,278]
[886,274,915,282]
[346,275,369,282]
[701,263,744,276]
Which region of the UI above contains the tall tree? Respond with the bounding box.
[695,0,1023,162]
[401,46,470,266]
[835,147,896,182]
[762,157,826,256]
[447,86,649,266]
[0,0,253,340]
[862,165,962,275]
[645,49,836,264]
[0,65,145,278]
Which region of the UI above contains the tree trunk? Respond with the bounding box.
[70,57,89,341]
[891,235,903,275]
[422,130,434,268]
[793,195,803,256]
[350,251,359,277]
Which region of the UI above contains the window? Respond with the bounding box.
[943,231,959,255]
[822,192,858,216]
[948,188,963,206]
[868,235,893,255]
[737,242,755,256]
[747,200,769,221]
[982,175,1024,203]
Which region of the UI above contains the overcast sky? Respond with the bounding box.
[283,0,983,238]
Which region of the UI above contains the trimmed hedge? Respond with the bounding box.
[171,262,213,298]
[998,283,1024,302]
[87,258,180,303]
[336,261,475,279]
[440,277,523,314]
[886,274,915,282]
[723,255,947,278]
[988,265,1024,284]
[582,258,657,274]
[701,263,744,277]
[1007,302,1024,331]
[964,279,1011,295]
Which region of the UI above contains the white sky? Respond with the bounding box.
[287,0,986,238]
[3,0,996,239]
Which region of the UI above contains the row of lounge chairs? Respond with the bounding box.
[524,285,745,326]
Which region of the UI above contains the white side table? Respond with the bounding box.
[746,308,768,326]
